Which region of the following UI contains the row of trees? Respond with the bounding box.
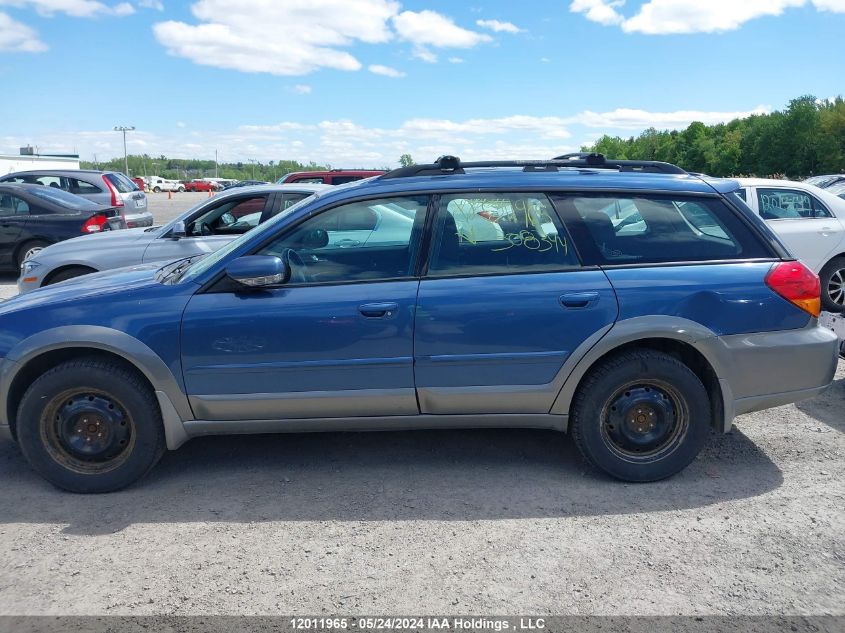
[585,96,845,178]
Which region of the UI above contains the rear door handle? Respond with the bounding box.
[358,302,399,318]
[560,291,600,309]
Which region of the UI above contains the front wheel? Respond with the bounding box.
[153,186,161,193]
[570,350,711,482]
[16,358,166,493]
[820,256,845,313]
[16,240,50,268]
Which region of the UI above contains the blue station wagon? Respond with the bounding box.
[0,155,839,492]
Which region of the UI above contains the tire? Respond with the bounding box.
[153,186,161,193]
[44,266,97,286]
[16,358,166,493]
[570,349,711,482]
[16,240,50,268]
[178,187,185,193]
[819,256,845,313]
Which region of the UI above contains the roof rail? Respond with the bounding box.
[380,154,687,179]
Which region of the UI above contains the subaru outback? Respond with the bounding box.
[0,155,838,492]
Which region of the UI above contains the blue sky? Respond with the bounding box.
[1,0,843,167]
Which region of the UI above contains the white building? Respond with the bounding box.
[0,147,80,174]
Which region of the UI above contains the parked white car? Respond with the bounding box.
[737,178,845,311]
[147,176,184,193]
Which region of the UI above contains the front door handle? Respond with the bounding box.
[358,302,399,318]
[560,291,600,309]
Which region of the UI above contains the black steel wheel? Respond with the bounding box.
[571,349,711,482]
[17,358,165,493]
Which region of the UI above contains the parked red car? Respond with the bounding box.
[277,169,385,185]
[183,180,220,192]
[131,177,146,191]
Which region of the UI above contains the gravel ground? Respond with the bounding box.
[0,191,842,617]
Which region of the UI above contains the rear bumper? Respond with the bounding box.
[714,323,840,424]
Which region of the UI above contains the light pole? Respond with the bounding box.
[113,126,135,176]
[248,158,257,180]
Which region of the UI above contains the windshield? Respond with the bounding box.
[177,193,319,283]
[28,186,95,210]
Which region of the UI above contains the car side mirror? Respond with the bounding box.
[225,255,288,288]
[170,220,187,240]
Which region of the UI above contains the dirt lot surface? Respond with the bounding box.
[0,191,842,617]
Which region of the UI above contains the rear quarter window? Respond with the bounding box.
[554,194,771,266]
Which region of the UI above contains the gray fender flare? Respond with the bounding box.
[550,316,735,430]
[1,325,191,449]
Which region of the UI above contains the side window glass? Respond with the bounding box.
[428,193,578,275]
[565,194,768,265]
[258,196,429,283]
[0,194,29,216]
[70,178,102,195]
[189,196,268,236]
[735,188,748,202]
[280,193,308,211]
[757,188,831,219]
[292,177,325,184]
[330,176,362,185]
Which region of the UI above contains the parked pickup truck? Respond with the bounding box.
[183,180,220,192]
[147,177,184,193]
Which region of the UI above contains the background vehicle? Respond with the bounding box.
[277,169,385,185]
[825,181,845,200]
[131,177,146,192]
[222,180,269,190]
[0,155,837,493]
[17,183,329,291]
[183,180,221,192]
[147,177,184,193]
[0,183,125,269]
[804,174,845,189]
[0,169,152,229]
[737,178,845,311]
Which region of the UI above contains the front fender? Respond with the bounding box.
[1,325,191,448]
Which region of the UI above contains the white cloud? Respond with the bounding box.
[540,56,550,62]
[567,105,771,128]
[411,47,438,63]
[623,0,804,34]
[138,0,163,9]
[368,63,405,78]
[292,84,312,94]
[3,105,776,168]
[448,56,464,63]
[569,0,625,26]
[0,0,135,17]
[393,10,491,48]
[571,0,845,34]
[0,10,46,51]
[176,121,186,128]
[475,18,523,33]
[154,0,399,76]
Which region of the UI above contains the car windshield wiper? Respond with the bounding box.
[156,254,206,283]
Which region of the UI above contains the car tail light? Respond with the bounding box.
[82,213,109,233]
[101,175,124,207]
[765,260,821,317]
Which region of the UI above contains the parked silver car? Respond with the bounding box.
[17,183,330,293]
[0,169,153,228]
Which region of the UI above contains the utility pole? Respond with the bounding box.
[114,126,135,176]
[215,149,219,178]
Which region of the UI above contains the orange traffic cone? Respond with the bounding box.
[168,190,172,200]
[208,189,213,198]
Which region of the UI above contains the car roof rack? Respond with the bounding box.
[380,153,687,179]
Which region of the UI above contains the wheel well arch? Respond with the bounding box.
[41,264,98,287]
[564,337,724,430]
[6,348,159,440]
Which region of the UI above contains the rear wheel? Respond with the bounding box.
[16,358,165,493]
[570,350,711,482]
[44,266,97,286]
[153,186,161,193]
[16,240,50,268]
[820,256,845,313]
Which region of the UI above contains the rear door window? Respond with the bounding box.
[556,194,770,265]
[427,193,579,276]
[756,188,832,219]
[104,173,134,193]
[69,178,102,195]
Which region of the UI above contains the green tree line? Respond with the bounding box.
[585,95,845,178]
